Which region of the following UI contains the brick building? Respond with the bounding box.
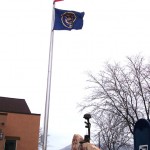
[0,97,40,150]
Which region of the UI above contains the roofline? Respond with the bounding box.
[0,111,40,116]
[0,112,8,116]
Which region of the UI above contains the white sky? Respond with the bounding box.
[0,0,150,149]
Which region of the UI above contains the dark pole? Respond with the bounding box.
[98,132,100,149]
[83,113,91,143]
[87,118,90,140]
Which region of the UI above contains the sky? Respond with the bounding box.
[0,0,150,149]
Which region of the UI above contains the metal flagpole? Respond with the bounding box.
[42,2,55,150]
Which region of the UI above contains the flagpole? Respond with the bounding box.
[42,2,55,150]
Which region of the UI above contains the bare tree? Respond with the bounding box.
[38,129,49,149]
[92,112,132,150]
[79,55,150,149]
[39,128,43,149]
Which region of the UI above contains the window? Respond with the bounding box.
[5,140,16,150]
[139,145,148,150]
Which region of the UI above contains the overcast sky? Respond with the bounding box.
[0,0,150,149]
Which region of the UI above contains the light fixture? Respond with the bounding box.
[0,130,3,140]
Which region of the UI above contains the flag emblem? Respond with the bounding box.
[61,12,77,28]
[53,8,84,30]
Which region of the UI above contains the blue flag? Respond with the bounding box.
[53,8,85,30]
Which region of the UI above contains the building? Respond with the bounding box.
[0,96,40,150]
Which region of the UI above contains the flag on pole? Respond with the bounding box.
[53,8,85,30]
